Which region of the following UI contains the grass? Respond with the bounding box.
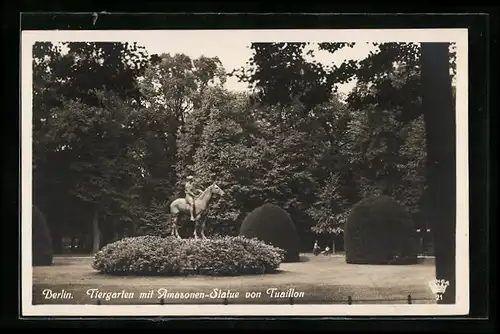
[32,254,436,305]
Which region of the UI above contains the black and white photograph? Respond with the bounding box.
[21,28,469,317]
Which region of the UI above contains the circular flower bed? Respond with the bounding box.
[92,235,286,276]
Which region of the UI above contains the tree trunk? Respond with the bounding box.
[70,235,76,253]
[420,42,456,304]
[50,227,63,254]
[85,233,92,253]
[78,233,85,252]
[92,209,101,254]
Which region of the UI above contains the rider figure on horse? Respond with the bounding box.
[185,175,203,221]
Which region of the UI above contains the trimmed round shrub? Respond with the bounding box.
[92,235,285,276]
[239,203,300,263]
[344,195,418,265]
[32,205,53,266]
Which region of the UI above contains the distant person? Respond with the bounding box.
[321,246,333,256]
[313,240,321,256]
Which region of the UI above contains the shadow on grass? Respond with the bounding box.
[33,264,53,268]
[91,266,287,279]
[49,261,79,267]
[34,261,77,267]
[299,255,310,263]
[345,255,432,266]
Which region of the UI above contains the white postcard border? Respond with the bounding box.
[21,28,469,317]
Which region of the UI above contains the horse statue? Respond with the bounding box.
[169,182,225,239]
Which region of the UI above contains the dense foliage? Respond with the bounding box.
[239,203,301,262]
[92,235,285,276]
[32,40,454,256]
[32,205,53,266]
[344,195,418,265]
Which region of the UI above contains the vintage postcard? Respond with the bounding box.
[21,28,469,317]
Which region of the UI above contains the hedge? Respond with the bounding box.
[32,205,53,266]
[239,203,301,263]
[92,235,285,276]
[344,195,418,265]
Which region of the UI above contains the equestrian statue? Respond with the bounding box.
[169,175,225,239]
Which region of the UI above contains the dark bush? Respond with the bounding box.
[344,195,418,265]
[92,235,285,276]
[32,205,53,266]
[239,203,301,262]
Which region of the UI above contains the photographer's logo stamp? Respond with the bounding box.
[428,279,450,301]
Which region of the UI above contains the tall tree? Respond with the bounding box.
[234,41,456,258]
[32,41,149,252]
[190,88,258,235]
[138,53,227,196]
[230,42,356,110]
[134,53,228,236]
[189,89,327,243]
[420,42,456,304]
[44,91,142,252]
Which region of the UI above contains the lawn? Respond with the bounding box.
[32,254,436,305]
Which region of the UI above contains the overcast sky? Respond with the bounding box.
[137,37,377,96]
[28,29,465,97]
